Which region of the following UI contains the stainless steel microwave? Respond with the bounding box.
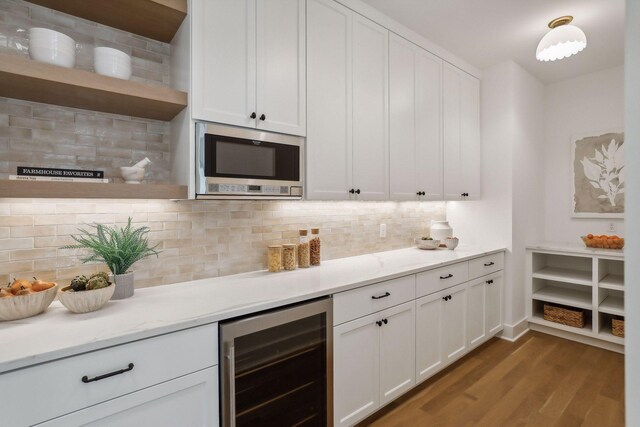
[195,122,304,199]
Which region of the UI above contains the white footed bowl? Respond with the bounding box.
[415,238,441,250]
[444,237,459,250]
[0,285,58,321]
[29,28,76,68]
[58,284,115,314]
[94,47,132,80]
[120,166,145,184]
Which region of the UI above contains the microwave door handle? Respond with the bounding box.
[227,345,236,427]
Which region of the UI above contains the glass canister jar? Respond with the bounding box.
[298,229,310,268]
[283,244,297,270]
[310,228,321,266]
[267,245,282,272]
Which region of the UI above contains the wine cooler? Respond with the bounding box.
[220,298,333,427]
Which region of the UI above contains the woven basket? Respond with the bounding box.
[543,303,585,328]
[612,318,625,338]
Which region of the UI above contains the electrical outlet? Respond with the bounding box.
[607,222,617,233]
[380,223,387,238]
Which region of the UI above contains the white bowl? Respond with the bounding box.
[120,166,145,184]
[444,237,459,250]
[58,284,115,314]
[29,28,76,68]
[94,47,132,80]
[0,285,58,321]
[415,238,441,250]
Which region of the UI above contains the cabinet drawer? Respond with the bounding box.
[469,252,504,279]
[334,275,416,325]
[4,323,218,427]
[416,262,469,297]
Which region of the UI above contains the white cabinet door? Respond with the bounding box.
[415,291,445,384]
[351,15,389,201]
[306,0,352,200]
[486,274,504,336]
[379,301,416,405]
[40,368,218,427]
[467,277,487,349]
[443,63,481,201]
[416,48,443,200]
[442,282,468,364]
[333,312,380,427]
[192,0,256,127]
[389,34,419,201]
[460,72,481,199]
[256,0,306,136]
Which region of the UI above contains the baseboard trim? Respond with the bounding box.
[498,317,529,341]
[529,323,624,354]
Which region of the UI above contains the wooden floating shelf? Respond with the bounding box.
[0,180,188,200]
[532,266,593,287]
[25,0,187,43]
[0,54,187,121]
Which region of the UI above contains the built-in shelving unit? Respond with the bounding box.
[25,0,187,43]
[0,180,187,199]
[0,54,187,121]
[527,243,625,352]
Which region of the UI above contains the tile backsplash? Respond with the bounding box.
[0,199,446,288]
[0,0,172,183]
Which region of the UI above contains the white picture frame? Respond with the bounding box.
[571,129,624,219]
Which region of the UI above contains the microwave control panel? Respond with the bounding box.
[209,183,289,195]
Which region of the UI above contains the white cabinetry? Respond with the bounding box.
[441,283,468,364]
[306,0,389,200]
[192,0,305,136]
[467,272,503,350]
[389,34,443,201]
[4,324,219,427]
[443,63,481,200]
[40,368,218,427]
[415,291,444,383]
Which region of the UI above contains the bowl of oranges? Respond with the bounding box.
[581,234,624,250]
[0,278,59,321]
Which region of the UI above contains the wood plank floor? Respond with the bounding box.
[357,331,625,427]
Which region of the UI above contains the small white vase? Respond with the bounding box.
[430,220,453,241]
[110,272,135,300]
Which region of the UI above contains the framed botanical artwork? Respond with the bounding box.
[571,130,624,218]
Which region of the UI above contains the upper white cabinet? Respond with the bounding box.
[192,0,306,136]
[389,34,443,201]
[443,63,481,200]
[306,0,389,200]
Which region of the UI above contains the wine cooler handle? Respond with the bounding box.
[227,345,236,427]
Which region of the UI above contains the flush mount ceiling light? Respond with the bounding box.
[536,16,587,62]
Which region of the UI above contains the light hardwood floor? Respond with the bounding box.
[357,331,625,427]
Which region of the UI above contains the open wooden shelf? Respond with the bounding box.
[599,274,624,291]
[25,0,187,43]
[532,266,592,287]
[0,180,187,199]
[532,286,592,310]
[599,295,624,316]
[0,54,187,121]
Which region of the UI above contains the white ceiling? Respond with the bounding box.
[361,0,625,83]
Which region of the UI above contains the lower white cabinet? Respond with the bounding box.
[467,272,504,350]
[486,273,504,336]
[415,291,445,383]
[39,368,218,427]
[334,301,415,427]
[441,283,469,364]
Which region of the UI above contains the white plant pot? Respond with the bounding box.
[29,28,76,68]
[110,272,135,300]
[94,47,132,80]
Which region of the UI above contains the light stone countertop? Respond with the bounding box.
[526,241,625,258]
[0,245,505,374]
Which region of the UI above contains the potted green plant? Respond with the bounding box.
[62,218,160,299]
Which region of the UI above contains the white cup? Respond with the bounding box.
[29,28,76,68]
[94,47,132,80]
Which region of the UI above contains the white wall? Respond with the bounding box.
[544,66,625,241]
[625,0,640,423]
[447,60,544,337]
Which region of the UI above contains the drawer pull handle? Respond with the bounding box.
[372,292,390,300]
[440,274,453,279]
[376,320,383,327]
[82,363,134,383]
[484,262,495,267]
[486,279,494,285]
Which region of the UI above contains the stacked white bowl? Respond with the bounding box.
[29,27,76,68]
[94,47,132,80]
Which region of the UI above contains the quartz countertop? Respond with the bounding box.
[0,245,504,374]
[526,241,625,258]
